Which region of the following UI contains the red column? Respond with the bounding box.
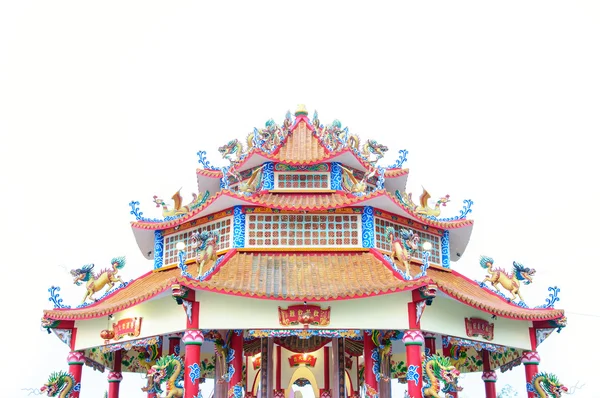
[324,346,330,392]
[402,330,424,398]
[107,350,123,398]
[522,351,540,398]
[481,350,497,398]
[363,331,378,398]
[424,332,436,356]
[67,351,84,398]
[228,331,244,398]
[183,299,203,398]
[169,336,181,355]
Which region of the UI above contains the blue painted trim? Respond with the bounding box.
[441,230,450,268]
[233,206,246,248]
[262,162,274,190]
[361,206,374,248]
[330,162,342,190]
[154,230,164,269]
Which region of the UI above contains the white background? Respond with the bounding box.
[1,1,599,397]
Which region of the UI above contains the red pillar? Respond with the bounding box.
[169,336,181,355]
[228,331,244,398]
[183,300,203,398]
[107,349,123,398]
[402,330,424,398]
[324,346,330,392]
[67,351,84,398]
[522,351,540,398]
[481,350,497,398]
[424,332,436,356]
[363,331,378,398]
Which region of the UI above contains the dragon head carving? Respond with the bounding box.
[532,372,568,397]
[40,371,75,397]
[70,264,94,286]
[150,355,183,394]
[513,261,536,285]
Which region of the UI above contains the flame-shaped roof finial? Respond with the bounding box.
[295,104,308,116]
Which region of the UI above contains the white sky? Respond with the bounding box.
[1,1,599,397]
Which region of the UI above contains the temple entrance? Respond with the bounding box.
[287,367,319,398]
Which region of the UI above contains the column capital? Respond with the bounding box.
[182,329,204,346]
[482,371,497,382]
[67,351,85,365]
[522,350,540,365]
[402,330,424,346]
[423,332,436,339]
[107,371,123,382]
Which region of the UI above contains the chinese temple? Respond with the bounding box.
[40,105,568,398]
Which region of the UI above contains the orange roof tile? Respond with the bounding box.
[43,249,563,323]
[273,121,328,163]
[196,169,222,178]
[426,266,565,321]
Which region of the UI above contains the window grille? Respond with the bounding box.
[246,213,361,247]
[275,173,329,190]
[163,217,232,265]
[374,217,441,264]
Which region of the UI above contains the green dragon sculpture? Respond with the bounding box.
[40,370,76,397]
[530,372,568,397]
[149,354,185,398]
[421,353,462,398]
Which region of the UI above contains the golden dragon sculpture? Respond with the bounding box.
[530,372,568,397]
[149,354,184,398]
[40,370,76,398]
[421,353,462,398]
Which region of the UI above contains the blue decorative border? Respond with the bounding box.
[262,162,274,190]
[330,162,342,190]
[441,230,450,268]
[154,230,164,269]
[197,150,219,171]
[361,206,374,248]
[233,206,245,248]
[427,199,474,222]
[385,150,409,169]
[375,166,386,191]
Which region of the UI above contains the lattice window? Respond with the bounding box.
[374,217,441,264]
[246,213,361,247]
[163,217,233,265]
[275,173,329,190]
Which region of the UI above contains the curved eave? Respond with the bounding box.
[195,169,224,199]
[130,189,475,259]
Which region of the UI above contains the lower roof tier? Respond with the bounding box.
[43,249,564,322]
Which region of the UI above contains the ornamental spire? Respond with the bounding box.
[294,104,308,116]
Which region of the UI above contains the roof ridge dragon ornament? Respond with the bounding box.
[421,353,462,398]
[40,370,77,397]
[192,230,219,278]
[70,256,126,304]
[480,256,536,302]
[398,188,450,218]
[528,372,568,397]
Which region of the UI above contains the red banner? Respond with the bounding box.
[288,354,317,367]
[464,317,494,341]
[278,305,331,327]
[252,356,262,370]
[112,317,142,340]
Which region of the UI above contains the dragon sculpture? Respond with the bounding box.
[40,370,76,397]
[421,353,462,398]
[386,226,420,278]
[153,190,201,218]
[149,354,185,398]
[530,372,568,397]
[218,139,246,164]
[348,137,389,165]
[253,118,286,152]
[192,230,219,277]
[340,165,376,194]
[480,256,536,302]
[71,256,125,304]
[399,188,450,218]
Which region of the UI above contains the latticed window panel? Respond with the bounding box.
[246,213,361,247]
[374,217,441,264]
[163,217,233,265]
[275,173,329,190]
